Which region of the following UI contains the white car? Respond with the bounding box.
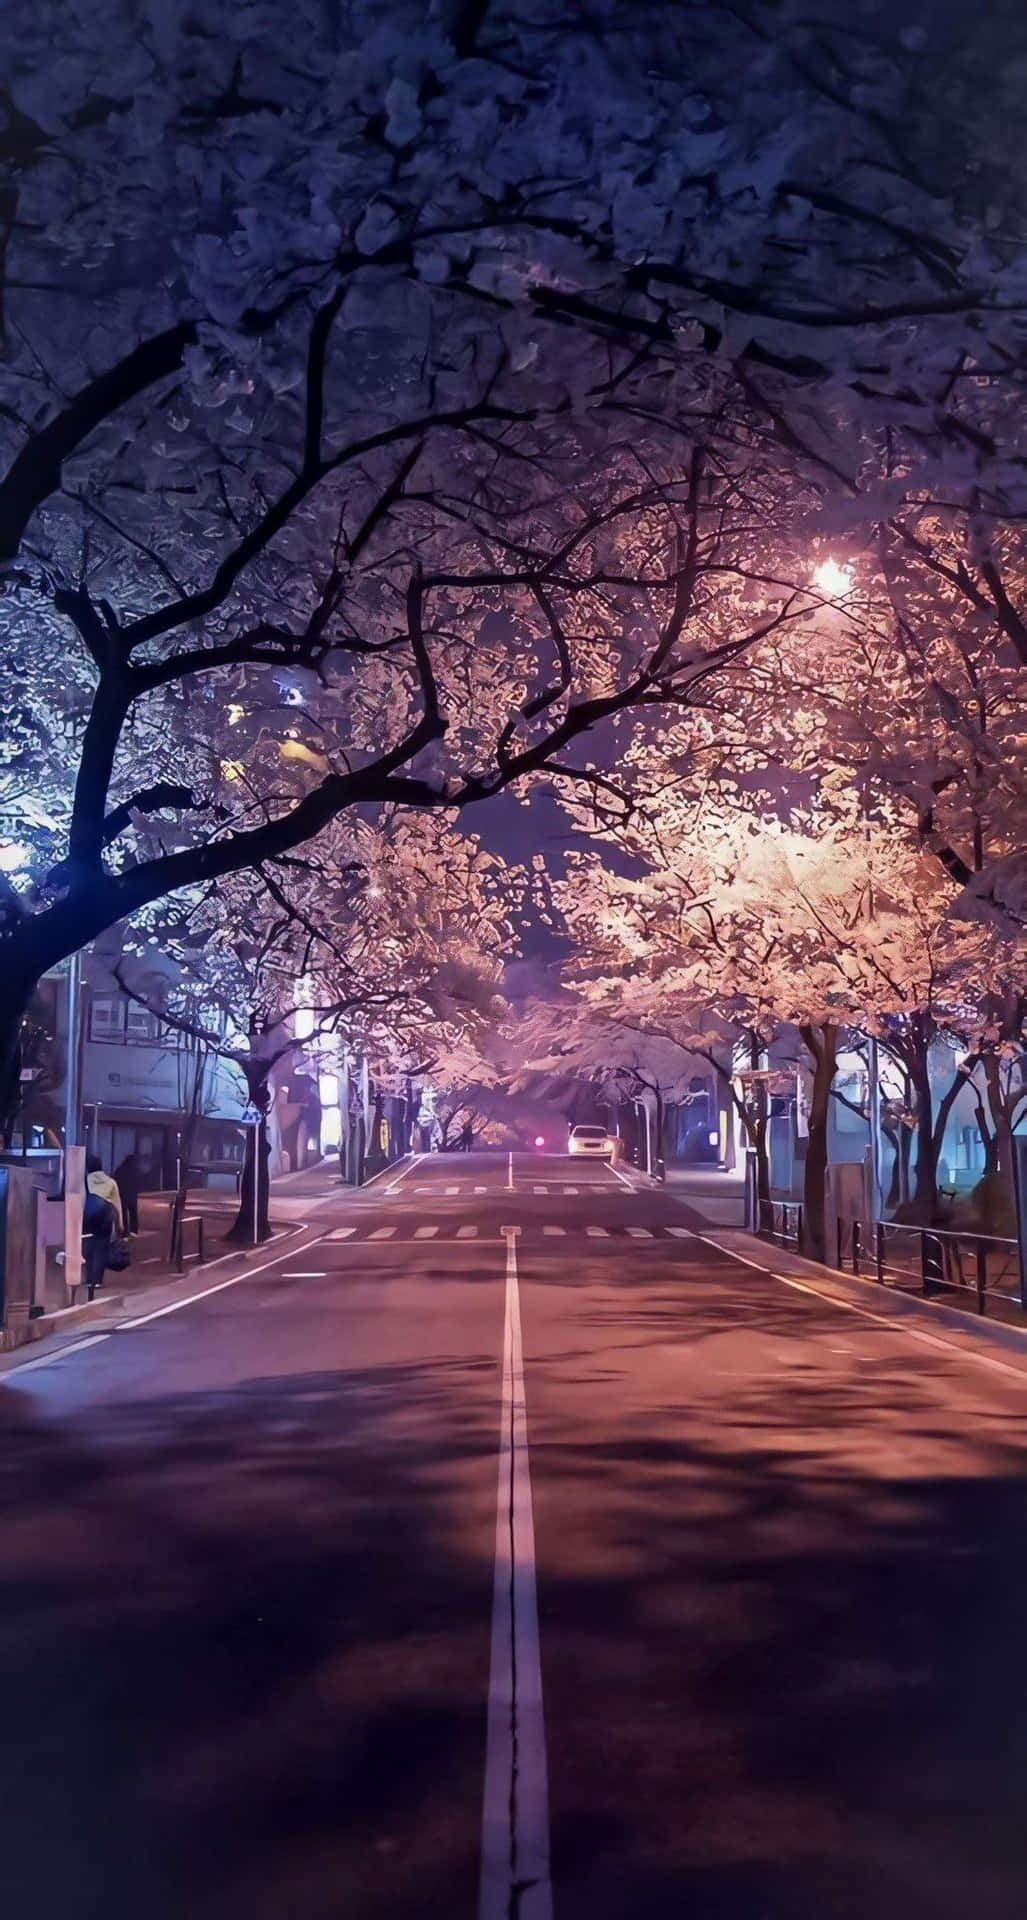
[568,1124,614,1158]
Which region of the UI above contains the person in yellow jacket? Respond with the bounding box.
[83,1153,124,1291]
[86,1153,124,1231]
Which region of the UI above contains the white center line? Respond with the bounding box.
[284,1271,328,1279]
[480,1229,552,1920]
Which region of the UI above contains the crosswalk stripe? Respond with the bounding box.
[475,1186,488,1194]
[563,1187,579,1195]
[368,1226,396,1240]
[586,1225,609,1237]
[543,1225,565,1237]
[626,1227,653,1238]
[445,1185,461,1195]
[457,1224,478,1239]
[414,1225,439,1239]
[667,1226,695,1239]
[533,1185,547,1194]
[327,1226,356,1240]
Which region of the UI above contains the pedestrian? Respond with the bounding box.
[459,1118,474,1154]
[113,1149,141,1234]
[83,1151,123,1292]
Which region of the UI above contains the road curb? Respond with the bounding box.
[699,1228,1027,1364]
[22,1293,127,1341]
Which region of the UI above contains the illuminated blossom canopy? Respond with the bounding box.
[2,0,1026,1102]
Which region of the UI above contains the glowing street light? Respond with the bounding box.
[812,558,854,598]
[0,838,32,876]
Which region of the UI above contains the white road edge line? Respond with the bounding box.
[2,1333,111,1377]
[379,1152,426,1195]
[480,1228,552,1920]
[692,1232,1027,1382]
[117,1230,330,1329]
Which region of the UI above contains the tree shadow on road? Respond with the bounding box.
[526,1277,1027,1920]
[0,1357,498,1920]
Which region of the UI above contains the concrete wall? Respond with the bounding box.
[1,1164,41,1349]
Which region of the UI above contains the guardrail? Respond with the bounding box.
[168,1202,206,1273]
[838,1217,1021,1319]
[758,1198,803,1251]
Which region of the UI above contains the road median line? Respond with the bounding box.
[480,1226,552,1920]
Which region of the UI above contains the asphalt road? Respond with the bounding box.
[3,1151,1027,1919]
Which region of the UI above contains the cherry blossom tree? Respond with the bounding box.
[4,0,1027,1104]
[111,811,513,1236]
[544,785,1014,1250]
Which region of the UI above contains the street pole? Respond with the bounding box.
[1012,1135,1027,1315]
[252,1117,260,1246]
[868,1035,883,1220]
[63,950,82,1157]
[62,952,85,1297]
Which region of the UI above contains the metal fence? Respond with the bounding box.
[838,1216,1022,1319]
[758,1197,803,1251]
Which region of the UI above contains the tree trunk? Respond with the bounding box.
[982,1051,1014,1180]
[909,1029,939,1216]
[226,1063,273,1244]
[654,1088,666,1181]
[975,1105,998,1175]
[226,1112,271,1244]
[0,985,34,1145]
[799,1023,839,1264]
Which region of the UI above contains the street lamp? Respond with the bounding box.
[812,558,854,597]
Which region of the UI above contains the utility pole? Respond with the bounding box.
[62,952,85,1296]
[868,1034,883,1220]
[62,951,83,1155]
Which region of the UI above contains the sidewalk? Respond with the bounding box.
[662,1164,746,1226]
[20,1161,345,1353]
[689,1224,1027,1376]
